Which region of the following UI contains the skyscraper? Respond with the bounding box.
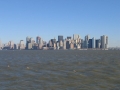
[66,41,70,49]
[63,40,66,49]
[84,35,89,48]
[92,37,96,48]
[38,38,43,49]
[101,35,108,49]
[67,36,71,40]
[56,41,59,49]
[51,38,56,47]
[26,36,30,49]
[49,40,52,47]
[81,39,84,48]
[73,34,80,40]
[88,39,92,48]
[96,39,101,48]
[9,41,14,49]
[58,35,63,42]
[59,40,63,47]
[36,36,41,44]
[19,40,25,49]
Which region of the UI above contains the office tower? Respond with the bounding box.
[81,39,84,48]
[49,40,52,47]
[28,43,32,49]
[66,41,70,49]
[14,44,18,49]
[30,37,35,45]
[56,41,59,49]
[67,36,71,40]
[53,43,56,50]
[77,43,81,49]
[74,41,77,48]
[101,35,108,49]
[84,35,89,48]
[38,38,43,49]
[58,35,63,42]
[59,40,63,48]
[43,41,47,47]
[19,40,25,49]
[85,35,89,41]
[14,44,16,49]
[92,37,96,48]
[88,39,92,48]
[63,40,66,49]
[9,41,14,49]
[14,44,18,50]
[70,42,74,49]
[73,34,80,40]
[36,36,41,44]
[33,43,38,50]
[106,36,108,48]
[78,39,81,49]
[96,39,101,48]
[51,38,56,47]
[26,36,30,49]
[29,37,35,49]
[26,37,35,49]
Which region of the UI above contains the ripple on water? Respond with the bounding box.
[0,50,120,89]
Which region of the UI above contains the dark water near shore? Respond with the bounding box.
[0,50,120,90]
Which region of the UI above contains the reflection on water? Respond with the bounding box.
[0,50,120,89]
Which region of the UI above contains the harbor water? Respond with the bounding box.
[0,50,120,90]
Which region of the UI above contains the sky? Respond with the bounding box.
[0,0,120,47]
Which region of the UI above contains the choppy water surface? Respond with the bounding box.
[0,50,120,90]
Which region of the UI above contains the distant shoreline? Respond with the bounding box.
[0,49,109,51]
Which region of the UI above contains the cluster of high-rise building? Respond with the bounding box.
[0,34,108,50]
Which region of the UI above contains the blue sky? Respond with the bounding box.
[0,0,120,47]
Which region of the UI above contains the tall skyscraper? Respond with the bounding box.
[70,42,74,49]
[14,44,18,50]
[66,41,70,49]
[96,39,101,48]
[49,40,52,47]
[59,40,63,47]
[92,37,96,48]
[63,40,66,49]
[28,43,32,49]
[84,35,90,48]
[36,36,41,44]
[19,40,25,49]
[67,36,71,40]
[58,35,63,42]
[26,37,35,49]
[73,34,80,40]
[56,41,59,49]
[26,36,30,49]
[30,37,34,44]
[81,39,84,48]
[88,39,92,48]
[51,38,56,47]
[9,41,14,49]
[101,35,108,49]
[38,38,43,49]
[85,35,89,41]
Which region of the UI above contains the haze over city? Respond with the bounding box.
[0,0,120,47]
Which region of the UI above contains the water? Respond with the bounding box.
[0,50,120,90]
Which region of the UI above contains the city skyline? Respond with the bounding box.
[0,34,109,50]
[0,33,117,48]
[0,0,120,47]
